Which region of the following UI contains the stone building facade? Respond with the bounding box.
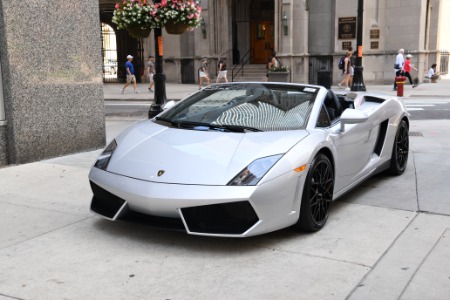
[99,0,450,86]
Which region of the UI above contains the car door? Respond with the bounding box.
[319,92,380,193]
[328,117,380,192]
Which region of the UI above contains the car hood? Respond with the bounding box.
[106,121,308,185]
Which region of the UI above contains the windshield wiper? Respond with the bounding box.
[208,124,262,132]
[156,118,209,129]
[155,118,262,132]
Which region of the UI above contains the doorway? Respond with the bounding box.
[249,0,274,64]
[101,23,118,83]
[250,21,274,64]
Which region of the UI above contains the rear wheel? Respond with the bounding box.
[389,120,409,175]
[295,153,334,232]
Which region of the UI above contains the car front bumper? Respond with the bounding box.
[88,167,305,237]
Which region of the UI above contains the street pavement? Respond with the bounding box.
[1,77,450,300]
[103,77,450,101]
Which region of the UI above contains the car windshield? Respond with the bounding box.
[157,83,318,132]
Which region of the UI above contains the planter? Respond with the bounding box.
[267,71,290,83]
[127,26,152,39]
[165,22,190,35]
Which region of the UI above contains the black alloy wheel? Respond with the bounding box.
[296,153,334,232]
[389,120,409,175]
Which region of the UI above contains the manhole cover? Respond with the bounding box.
[409,131,423,137]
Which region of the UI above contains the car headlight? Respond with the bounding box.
[94,139,117,170]
[228,154,283,186]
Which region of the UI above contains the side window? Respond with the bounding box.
[316,105,331,128]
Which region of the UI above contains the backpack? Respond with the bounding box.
[338,56,346,70]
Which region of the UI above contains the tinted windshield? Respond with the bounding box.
[158,84,318,132]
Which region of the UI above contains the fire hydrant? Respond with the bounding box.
[396,75,406,97]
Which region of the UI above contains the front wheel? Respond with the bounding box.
[295,153,334,232]
[389,120,409,175]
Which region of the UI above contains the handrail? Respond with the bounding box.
[231,48,253,82]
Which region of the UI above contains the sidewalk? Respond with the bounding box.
[103,82,199,101]
[0,77,449,299]
[104,74,450,101]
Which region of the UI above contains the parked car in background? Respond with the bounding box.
[102,59,117,75]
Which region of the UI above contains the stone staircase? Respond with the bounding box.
[230,64,268,82]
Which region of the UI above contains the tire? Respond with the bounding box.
[295,153,334,232]
[389,120,409,175]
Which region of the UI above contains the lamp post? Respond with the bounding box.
[148,0,167,118]
[351,0,366,91]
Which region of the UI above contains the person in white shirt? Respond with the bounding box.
[393,48,405,91]
[427,64,440,83]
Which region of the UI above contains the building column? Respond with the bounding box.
[0,0,105,165]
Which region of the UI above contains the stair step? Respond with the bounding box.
[230,64,267,82]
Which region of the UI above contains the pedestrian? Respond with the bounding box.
[147,55,155,92]
[121,55,137,94]
[338,51,352,90]
[428,63,440,83]
[403,54,418,87]
[199,58,210,89]
[348,47,355,87]
[268,51,281,70]
[393,48,405,91]
[216,57,228,83]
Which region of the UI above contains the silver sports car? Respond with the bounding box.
[89,83,409,237]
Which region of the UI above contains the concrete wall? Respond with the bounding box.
[0,0,105,165]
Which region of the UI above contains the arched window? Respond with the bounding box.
[101,23,118,82]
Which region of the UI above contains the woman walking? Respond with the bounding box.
[403,54,417,88]
[338,52,352,90]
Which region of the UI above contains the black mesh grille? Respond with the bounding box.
[181,201,259,235]
[121,210,185,231]
[90,181,185,230]
[90,181,126,219]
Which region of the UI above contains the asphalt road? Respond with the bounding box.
[105,97,450,120]
[404,97,450,120]
[105,101,152,118]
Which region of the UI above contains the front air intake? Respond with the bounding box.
[90,181,126,220]
[180,201,259,235]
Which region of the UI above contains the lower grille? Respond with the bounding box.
[181,201,259,235]
[90,181,126,219]
[121,210,185,231]
[90,181,185,230]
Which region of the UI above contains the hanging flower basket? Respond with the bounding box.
[112,1,157,35]
[165,22,190,35]
[113,0,203,36]
[127,26,152,39]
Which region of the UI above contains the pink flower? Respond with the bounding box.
[115,3,120,9]
[162,0,167,6]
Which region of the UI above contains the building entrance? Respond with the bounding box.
[249,0,274,64]
[250,21,274,64]
[101,23,119,83]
